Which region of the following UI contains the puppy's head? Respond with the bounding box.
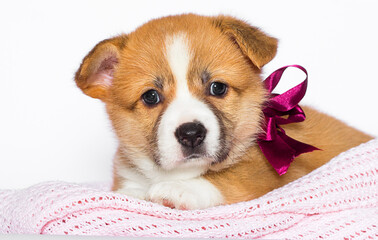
[75,14,277,171]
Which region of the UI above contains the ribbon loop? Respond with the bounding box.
[258,65,319,175]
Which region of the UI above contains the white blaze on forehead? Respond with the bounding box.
[157,33,221,170]
[165,34,192,97]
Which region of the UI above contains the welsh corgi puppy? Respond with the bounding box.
[75,14,372,210]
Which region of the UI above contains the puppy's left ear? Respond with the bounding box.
[213,16,278,69]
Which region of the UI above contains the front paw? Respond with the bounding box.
[147,178,224,210]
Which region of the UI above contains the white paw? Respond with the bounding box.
[147,177,224,210]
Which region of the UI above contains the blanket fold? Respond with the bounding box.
[1,139,377,239]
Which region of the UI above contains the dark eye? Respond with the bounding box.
[142,90,160,105]
[209,82,228,96]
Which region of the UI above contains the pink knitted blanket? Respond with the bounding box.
[1,140,377,239]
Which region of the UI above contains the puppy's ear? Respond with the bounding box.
[213,16,278,69]
[75,35,128,100]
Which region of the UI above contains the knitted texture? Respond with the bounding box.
[1,140,377,239]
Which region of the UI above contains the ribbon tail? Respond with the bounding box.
[278,131,320,157]
[258,136,296,176]
[258,132,320,176]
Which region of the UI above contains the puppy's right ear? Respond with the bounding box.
[75,35,128,101]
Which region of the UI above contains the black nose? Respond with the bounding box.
[175,122,207,148]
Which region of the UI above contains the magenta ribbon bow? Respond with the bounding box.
[258,65,319,175]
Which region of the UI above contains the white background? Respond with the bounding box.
[1,0,377,189]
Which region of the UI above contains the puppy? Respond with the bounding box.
[75,14,372,210]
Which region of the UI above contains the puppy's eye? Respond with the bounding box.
[142,90,160,105]
[209,82,228,97]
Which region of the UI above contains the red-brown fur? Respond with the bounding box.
[75,14,372,207]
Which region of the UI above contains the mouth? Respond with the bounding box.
[181,144,216,164]
[183,148,229,165]
[184,154,202,160]
[179,153,215,168]
[183,154,206,162]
